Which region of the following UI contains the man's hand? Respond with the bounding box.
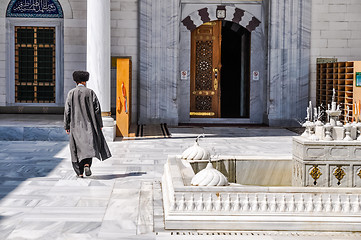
[66,129,70,135]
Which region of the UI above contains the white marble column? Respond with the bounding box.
[267,0,311,126]
[86,0,115,141]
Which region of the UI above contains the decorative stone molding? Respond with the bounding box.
[6,0,64,18]
[293,136,361,187]
[181,5,261,32]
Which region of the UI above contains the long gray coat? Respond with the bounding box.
[64,85,112,163]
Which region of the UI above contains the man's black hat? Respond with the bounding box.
[73,71,89,82]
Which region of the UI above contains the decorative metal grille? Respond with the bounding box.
[195,40,212,91]
[15,26,56,103]
[195,96,212,110]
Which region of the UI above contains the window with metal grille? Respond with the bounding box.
[15,26,56,103]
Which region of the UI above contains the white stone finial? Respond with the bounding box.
[181,135,210,160]
[191,162,228,186]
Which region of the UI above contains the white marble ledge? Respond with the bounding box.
[294,136,361,145]
[166,156,361,193]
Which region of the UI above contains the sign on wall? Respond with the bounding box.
[356,72,361,87]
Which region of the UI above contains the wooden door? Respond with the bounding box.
[190,21,222,118]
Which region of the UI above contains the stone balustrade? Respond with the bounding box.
[162,156,361,231]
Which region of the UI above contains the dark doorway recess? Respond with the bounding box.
[220,21,251,118]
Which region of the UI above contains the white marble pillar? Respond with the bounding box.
[267,0,311,126]
[86,0,115,141]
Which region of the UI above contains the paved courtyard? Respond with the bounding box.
[1,125,361,239]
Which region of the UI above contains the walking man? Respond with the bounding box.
[64,71,112,178]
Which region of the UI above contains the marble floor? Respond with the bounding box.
[0,126,360,239]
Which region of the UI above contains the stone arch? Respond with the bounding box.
[57,0,73,19]
[181,5,261,32]
[6,0,64,18]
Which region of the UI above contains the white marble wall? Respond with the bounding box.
[268,0,311,126]
[0,0,138,118]
[0,0,7,105]
[310,0,361,105]
[139,0,180,125]
[62,0,87,103]
[110,0,138,122]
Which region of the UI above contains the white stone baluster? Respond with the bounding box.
[197,194,205,211]
[224,194,231,211]
[325,195,333,212]
[343,195,351,213]
[288,195,295,212]
[270,195,277,212]
[297,194,305,212]
[316,195,323,212]
[206,194,213,211]
[233,194,241,212]
[279,195,286,212]
[178,194,186,211]
[334,195,342,212]
[243,194,250,211]
[215,194,222,211]
[188,194,196,211]
[261,194,269,212]
[252,195,259,212]
[306,196,314,212]
[353,195,361,213]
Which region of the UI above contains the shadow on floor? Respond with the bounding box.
[0,141,68,202]
[90,172,147,180]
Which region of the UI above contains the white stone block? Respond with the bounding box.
[348,39,361,48]
[351,126,357,139]
[351,31,361,39]
[72,10,87,19]
[326,0,351,4]
[329,21,349,30]
[329,4,347,12]
[321,30,351,39]
[317,12,346,22]
[327,39,348,48]
[120,2,138,11]
[64,19,86,28]
[320,48,351,56]
[116,19,138,28]
[347,3,361,12]
[0,95,5,104]
[311,39,328,48]
[345,13,361,22]
[315,126,325,140]
[111,2,121,11]
[332,126,345,140]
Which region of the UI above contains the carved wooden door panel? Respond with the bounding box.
[190,21,222,118]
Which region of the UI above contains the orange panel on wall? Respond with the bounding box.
[115,58,132,137]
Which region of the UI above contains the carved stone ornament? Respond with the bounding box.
[358,168,361,179]
[191,162,228,186]
[333,166,346,185]
[181,136,210,160]
[309,165,322,185]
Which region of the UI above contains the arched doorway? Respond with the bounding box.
[190,20,250,118]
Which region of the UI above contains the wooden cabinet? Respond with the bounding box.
[316,61,361,122]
